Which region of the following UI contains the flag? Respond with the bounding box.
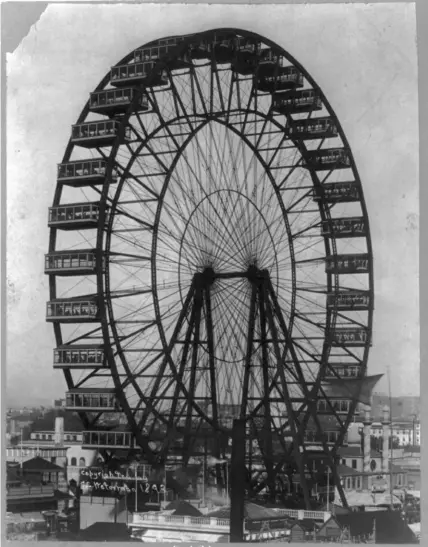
[322,374,383,405]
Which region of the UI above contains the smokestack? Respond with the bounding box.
[381,405,390,473]
[363,406,371,473]
[54,417,64,447]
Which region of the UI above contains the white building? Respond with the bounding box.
[30,430,82,444]
[17,417,98,483]
[370,420,420,447]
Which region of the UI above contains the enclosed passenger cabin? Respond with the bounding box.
[54,345,105,369]
[57,159,117,187]
[257,48,284,76]
[289,117,338,140]
[317,398,352,415]
[48,202,105,231]
[188,38,211,60]
[82,430,134,449]
[134,39,190,71]
[303,148,351,171]
[46,297,99,323]
[326,291,371,311]
[111,61,169,88]
[65,389,118,411]
[44,250,104,276]
[232,37,261,75]
[325,253,370,275]
[329,328,370,347]
[272,89,322,113]
[71,120,131,148]
[212,34,236,64]
[258,66,303,93]
[313,181,360,203]
[324,364,363,378]
[322,217,366,238]
[89,88,149,116]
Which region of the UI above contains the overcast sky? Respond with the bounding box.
[6,3,418,406]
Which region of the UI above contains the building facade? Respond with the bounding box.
[370,421,420,447]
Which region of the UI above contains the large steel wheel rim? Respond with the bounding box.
[48,29,374,483]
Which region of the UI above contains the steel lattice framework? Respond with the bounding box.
[46,28,374,508]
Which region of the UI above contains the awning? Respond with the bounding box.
[323,374,383,405]
[334,487,402,508]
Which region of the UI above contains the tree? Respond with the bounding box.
[369,434,399,452]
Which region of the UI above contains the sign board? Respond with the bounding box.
[79,467,165,496]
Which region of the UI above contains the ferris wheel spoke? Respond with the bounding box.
[277,159,304,190]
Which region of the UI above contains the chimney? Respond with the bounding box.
[363,406,372,473]
[381,405,390,473]
[54,416,64,446]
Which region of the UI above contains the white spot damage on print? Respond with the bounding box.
[406,212,418,232]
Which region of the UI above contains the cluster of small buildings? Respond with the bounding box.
[5,402,421,543]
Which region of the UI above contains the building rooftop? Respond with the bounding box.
[208,502,281,521]
[22,456,63,472]
[31,413,84,432]
[334,488,402,509]
[390,462,406,473]
[79,522,132,542]
[338,446,382,458]
[164,500,202,517]
[404,446,421,454]
[334,511,417,544]
[290,518,319,532]
[336,464,364,477]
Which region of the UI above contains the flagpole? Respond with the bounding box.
[326,467,330,512]
[387,366,394,511]
[226,463,229,503]
[202,460,205,506]
[135,464,138,513]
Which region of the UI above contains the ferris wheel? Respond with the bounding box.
[46,28,373,507]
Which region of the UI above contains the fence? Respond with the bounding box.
[272,508,330,522]
[132,509,331,532]
[132,513,230,531]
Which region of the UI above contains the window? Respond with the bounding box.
[73,435,77,442]
[352,459,357,469]
[341,459,346,465]
[70,457,77,466]
[79,457,86,467]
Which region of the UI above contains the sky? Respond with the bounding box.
[6,3,419,406]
